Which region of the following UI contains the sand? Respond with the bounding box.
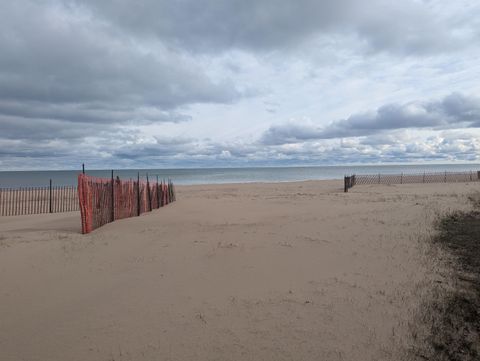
[0,180,478,361]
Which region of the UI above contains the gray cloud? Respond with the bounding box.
[77,0,353,51]
[111,137,198,160]
[0,116,101,141]
[0,1,479,170]
[354,2,466,55]
[0,1,240,129]
[0,0,248,164]
[260,93,480,145]
[79,0,475,55]
[260,124,324,146]
[1,128,478,170]
[2,92,479,169]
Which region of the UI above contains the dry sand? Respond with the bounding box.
[0,180,478,361]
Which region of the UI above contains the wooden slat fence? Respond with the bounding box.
[345,170,480,192]
[0,186,78,216]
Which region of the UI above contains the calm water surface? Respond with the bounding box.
[1,164,479,188]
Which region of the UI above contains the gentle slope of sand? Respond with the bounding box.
[0,180,477,361]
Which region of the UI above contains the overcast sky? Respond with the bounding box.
[1,0,479,170]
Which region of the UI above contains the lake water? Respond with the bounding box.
[1,164,479,188]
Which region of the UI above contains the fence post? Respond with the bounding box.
[49,179,52,213]
[137,172,141,216]
[111,170,115,222]
[161,180,164,207]
[378,173,381,184]
[400,172,403,184]
[444,171,447,183]
[147,173,152,212]
[168,179,172,203]
[156,175,160,208]
[344,176,348,193]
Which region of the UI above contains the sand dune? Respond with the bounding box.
[0,180,477,361]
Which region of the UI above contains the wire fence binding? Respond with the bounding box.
[78,174,176,234]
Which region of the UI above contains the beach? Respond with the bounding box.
[0,180,478,361]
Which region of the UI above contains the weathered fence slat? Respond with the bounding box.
[0,185,80,216]
[347,170,480,191]
[77,173,176,234]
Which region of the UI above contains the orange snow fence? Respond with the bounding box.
[78,173,176,234]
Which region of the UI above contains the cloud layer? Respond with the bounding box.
[0,0,479,169]
[82,0,474,55]
[0,1,240,135]
[261,93,480,145]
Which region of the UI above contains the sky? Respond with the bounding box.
[1,0,480,170]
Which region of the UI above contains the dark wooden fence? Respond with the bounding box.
[345,170,480,192]
[0,183,79,216]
